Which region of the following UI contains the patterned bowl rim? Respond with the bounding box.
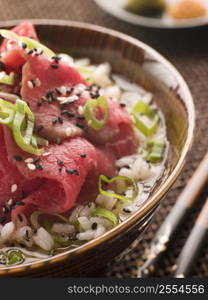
[0,19,195,275]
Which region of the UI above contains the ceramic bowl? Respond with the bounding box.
[0,19,195,277]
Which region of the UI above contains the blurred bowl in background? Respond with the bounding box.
[94,0,208,29]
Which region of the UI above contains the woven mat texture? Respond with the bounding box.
[0,0,208,278]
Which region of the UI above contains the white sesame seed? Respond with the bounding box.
[42,152,51,156]
[25,158,34,163]
[78,106,84,115]
[27,81,34,88]
[88,120,92,126]
[56,86,67,96]
[76,84,86,92]
[7,40,13,51]
[27,163,36,170]
[8,199,13,205]
[36,48,43,55]
[65,127,73,137]
[35,78,41,87]
[57,95,78,104]
[11,184,18,193]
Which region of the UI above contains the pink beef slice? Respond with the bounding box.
[3,128,116,220]
[21,53,138,157]
[0,126,42,219]
[0,22,39,73]
[21,53,88,142]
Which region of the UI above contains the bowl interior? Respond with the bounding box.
[0,20,195,274]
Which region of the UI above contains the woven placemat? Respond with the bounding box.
[0,0,208,278]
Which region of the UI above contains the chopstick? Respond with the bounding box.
[137,151,208,278]
[173,198,208,278]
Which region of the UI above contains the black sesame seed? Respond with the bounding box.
[77,116,85,121]
[15,201,25,206]
[36,125,44,133]
[24,230,30,241]
[35,163,43,170]
[73,169,79,176]
[0,61,6,71]
[0,216,6,224]
[51,56,62,63]
[66,168,74,174]
[60,110,75,118]
[51,64,59,69]
[91,222,98,230]
[37,99,42,107]
[13,155,22,162]
[58,116,64,124]
[31,79,36,87]
[60,101,74,109]
[68,235,77,242]
[123,165,130,169]
[21,42,27,49]
[120,103,126,107]
[80,154,87,158]
[76,123,85,130]
[67,112,75,118]
[58,167,62,172]
[33,157,40,163]
[52,118,58,124]
[57,159,64,166]
[123,208,132,214]
[17,214,23,222]
[3,205,11,214]
[28,49,34,55]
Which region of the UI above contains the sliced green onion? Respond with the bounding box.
[0,97,46,155]
[0,71,15,85]
[0,29,55,56]
[133,115,159,137]
[98,175,138,203]
[146,141,166,163]
[30,211,69,230]
[84,96,109,131]
[13,99,43,155]
[0,99,15,126]
[132,101,156,119]
[52,233,70,245]
[6,249,25,266]
[132,101,159,137]
[92,207,118,225]
[76,66,95,83]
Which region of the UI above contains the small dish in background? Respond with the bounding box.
[95,0,208,28]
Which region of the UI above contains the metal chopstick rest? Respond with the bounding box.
[137,152,208,278]
[174,198,208,278]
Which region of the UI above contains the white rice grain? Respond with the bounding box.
[15,226,34,247]
[77,230,95,241]
[93,63,112,87]
[104,85,121,100]
[33,227,54,251]
[79,202,95,217]
[78,217,91,231]
[95,193,117,211]
[0,222,15,242]
[93,224,106,239]
[51,223,75,234]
